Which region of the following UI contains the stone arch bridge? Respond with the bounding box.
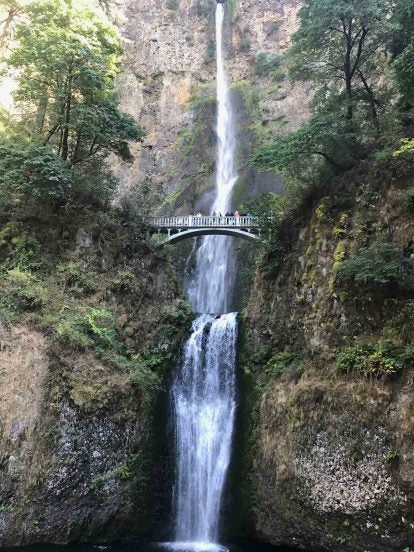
[147,216,261,244]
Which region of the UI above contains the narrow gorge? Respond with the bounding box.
[0,1,414,552]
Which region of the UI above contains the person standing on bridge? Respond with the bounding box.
[234,210,240,225]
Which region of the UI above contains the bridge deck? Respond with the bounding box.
[148,215,258,229]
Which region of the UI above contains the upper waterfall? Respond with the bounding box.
[187,2,238,315]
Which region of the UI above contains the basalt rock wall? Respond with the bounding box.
[111,0,309,213]
[238,159,414,551]
[0,218,191,546]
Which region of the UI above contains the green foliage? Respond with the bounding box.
[393,138,414,158]
[336,342,414,378]
[392,0,414,106]
[187,88,216,109]
[335,242,411,292]
[114,452,142,480]
[0,296,19,326]
[0,139,71,208]
[0,267,51,324]
[0,0,145,215]
[290,0,395,128]
[252,112,361,175]
[4,268,49,310]
[5,0,144,165]
[84,307,117,348]
[56,306,94,349]
[98,348,163,395]
[90,475,104,491]
[114,464,132,480]
[383,449,399,462]
[57,261,96,295]
[1,230,43,271]
[264,351,303,379]
[167,300,193,325]
[254,53,284,81]
[56,306,117,349]
[383,301,414,345]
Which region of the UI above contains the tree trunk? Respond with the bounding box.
[358,71,380,136]
[35,95,48,133]
[344,20,354,121]
[61,68,73,161]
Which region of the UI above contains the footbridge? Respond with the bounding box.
[147,216,261,244]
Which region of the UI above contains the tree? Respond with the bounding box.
[0,138,71,209]
[7,0,144,164]
[252,112,361,175]
[0,0,25,47]
[290,0,396,131]
[392,0,414,105]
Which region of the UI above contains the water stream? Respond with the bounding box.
[186,2,237,315]
[170,4,239,551]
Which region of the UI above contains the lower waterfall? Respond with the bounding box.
[173,314,237,546]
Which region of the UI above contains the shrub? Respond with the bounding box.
[56,306,94,349]
[6,269,49,310]
[336,342,414,378]
[383,301,414,345]
[90,475,105,491]
[254,53,285,81]
[57,261,96,295]
[335,242,411,292]
[265,351,303,379]
[0,140,71,209]
[84,307,118,348]
[167,300,193,325]
[115,465,132,480]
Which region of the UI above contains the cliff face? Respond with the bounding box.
[239,159,414,551]
[111,0,309,212]
[0,217,191,546]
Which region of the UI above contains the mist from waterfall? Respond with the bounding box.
[170,4,238,551]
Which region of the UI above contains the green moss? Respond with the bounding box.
[264,351,303,380]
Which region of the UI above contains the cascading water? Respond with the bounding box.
[187,2,237,315]
[172,313,237,548]
[169,4,239,551]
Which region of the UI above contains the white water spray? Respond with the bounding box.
[170,4,239,551]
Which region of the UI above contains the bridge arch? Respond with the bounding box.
[165,227,260,244]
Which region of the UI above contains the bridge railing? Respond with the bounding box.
[148,216,259,228]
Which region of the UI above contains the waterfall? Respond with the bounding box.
[172,314,237,546]
[169,4,238,551]
[187,2,237,315]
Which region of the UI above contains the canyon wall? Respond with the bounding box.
[0,218,191,545]
[238,158,414,551]
[111,0,309,213]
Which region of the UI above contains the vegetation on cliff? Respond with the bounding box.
[0,2,194,544]
[253,0,414,193]
[236,3,414,550]
[251,0,414,318]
